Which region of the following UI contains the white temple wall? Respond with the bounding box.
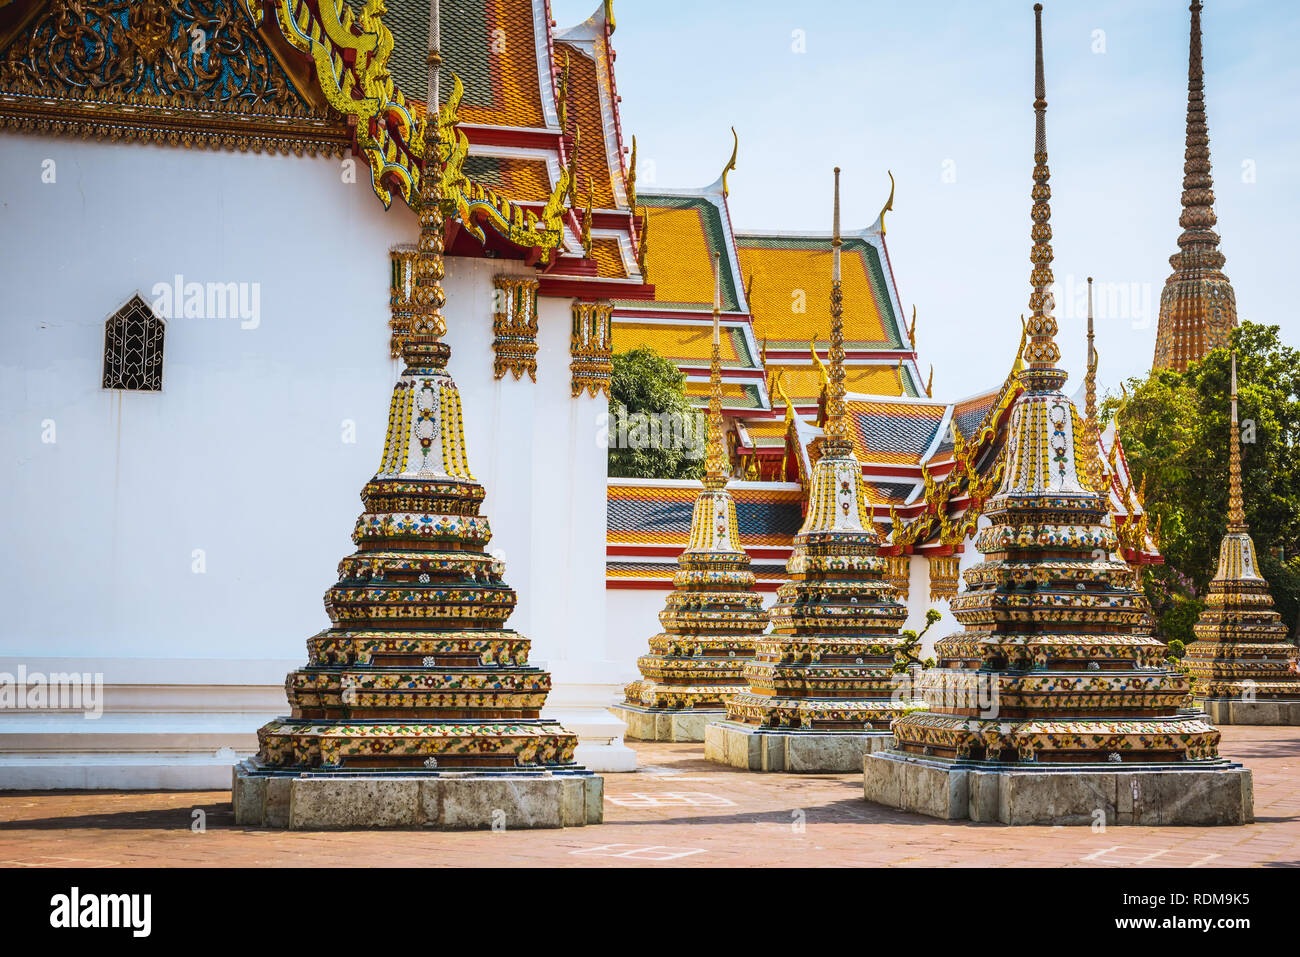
[605,587,671,680]
[0,134,629,784]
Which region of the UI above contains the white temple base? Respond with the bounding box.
[863,751,1254,825]
[1196,698,1300,726]
[542,707,637,772]
[704,720,893,772]
[609,704,725,742]
[0,658,637,788]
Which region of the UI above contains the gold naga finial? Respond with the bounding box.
[1227,350,1247,530]
[878,169,895,235]
[775,370,795,425]
[1022,3,1064,390]
[745,271,755,309]
[925,364,934,398]
[704,250,729,487]
[720,126,739,198]
[581,185,594,255]
[557,50,570,132]
[759,334,768,366]
[626,134,637,208]
[604,0,616,34]
[823,166,851,446]
[909,304,917,347]
[636,204,650,276]
[810,339,829,386]
[567,124,581,207]
[1010,315,1029,375]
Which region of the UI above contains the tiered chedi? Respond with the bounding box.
[233,51,600,825]
[618,255,768,740]
[1152,0,1237,373]
[1187,353,1300,722]
[707,169,911,771]
[865,5,1250,825]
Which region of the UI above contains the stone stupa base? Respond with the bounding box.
[705,721,893,772]
[232,760,603,830]
[1197,697,1300,726]
[609,703,726,742]
[863,751,1253,825]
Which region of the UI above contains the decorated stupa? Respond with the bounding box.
[1186,352,1300,724]
[864,4,1252,826]
[704,168,913,773]
[232,48,601,830]
[613,254,769,742]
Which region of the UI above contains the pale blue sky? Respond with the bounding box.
[551,0,1300,399]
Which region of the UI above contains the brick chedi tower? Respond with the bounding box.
[1152,0,1237,372]
[865,4,1252,826]
[705,169,913,773]
[1187,353,1300,724]
[232,10,601,830]
[613,254,768,742]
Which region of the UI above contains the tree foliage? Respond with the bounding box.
[607,347,705,480]
[1102,322,1300,641]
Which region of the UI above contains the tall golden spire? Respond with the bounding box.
[1152,0,1237,372]
[1022,3,1063,391]
[1177,0,1220,256]
[824,166,850,448]
[1227,350,1246,530]
[1083,276,1105,490]
[704,251,728,488]
[409,0,447,357]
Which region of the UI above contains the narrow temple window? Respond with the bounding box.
[102,295,165,392]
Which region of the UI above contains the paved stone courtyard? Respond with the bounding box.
[1,726,1298,868]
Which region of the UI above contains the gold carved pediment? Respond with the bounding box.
[0,0,351,155]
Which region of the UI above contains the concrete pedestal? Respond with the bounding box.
[1196,698,1300,726]
[609,704,724,743]
[704,720,893,772]
[863,751,1254,825]
[232,760,603,830]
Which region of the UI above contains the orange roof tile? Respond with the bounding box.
[589,237,628,279]
[613,322,756,368]
[684,379,764,411]
[737,236,904,349]
[769,363,907,406]
[639,204,719,307]
[462,155,552,204]
[845,399,948,466]
[444,0,547,130]
[608,482,804,548]
[557,41,617,210]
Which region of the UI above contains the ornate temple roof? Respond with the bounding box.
[0,0,651,294]
[736,229,911,352]
[606,480,804,590]
[844,395,950,467]
[610,161,768,412]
